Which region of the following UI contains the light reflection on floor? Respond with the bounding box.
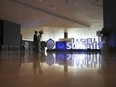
[0,50,116,87]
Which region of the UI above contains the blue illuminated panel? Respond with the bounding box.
[47,39,55,49]
[56,41,66,50]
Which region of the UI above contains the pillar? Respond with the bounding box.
[103,0,116,48]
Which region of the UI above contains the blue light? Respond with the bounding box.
[47,39,55,49]
[56,41,66,50]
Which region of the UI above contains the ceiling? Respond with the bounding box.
[0,0,103,29]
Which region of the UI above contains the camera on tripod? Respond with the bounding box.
[39,30,43,35]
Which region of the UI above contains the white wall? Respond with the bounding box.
[21,27,99,42]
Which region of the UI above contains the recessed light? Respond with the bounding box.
[1,16,4,18]
[53,7,56,10]
[19,9,22,12]
[75,3,77,6]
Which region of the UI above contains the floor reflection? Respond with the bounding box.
[0,50,116,87]
[54,52,101,69]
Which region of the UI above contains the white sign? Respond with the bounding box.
[60,38,101,49]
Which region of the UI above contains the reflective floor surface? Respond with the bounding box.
[0,50,116,87]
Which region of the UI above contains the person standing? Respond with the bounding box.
[38,33,41,52]
[33,31,38,51]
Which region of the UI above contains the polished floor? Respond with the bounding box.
[0,49,116,87]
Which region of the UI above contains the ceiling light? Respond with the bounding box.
[39,0,42,2]
[1,16,4,18]
[49,5,56,10]
[75,3,77,6]
[53,7,56,10]
[18,8,22,12]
